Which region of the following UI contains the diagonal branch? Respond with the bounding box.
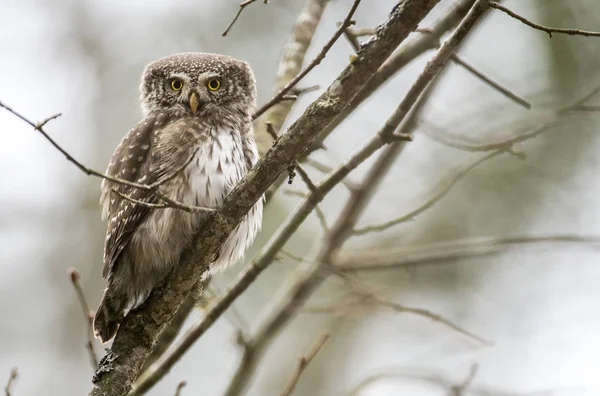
[4,368,18,396]
[254,0,330,154]
[68,268,98,370]
[309,0,479,154]
[252,0,360,120]
[91,1,445,395]
[222,0,269,37]
[338,234,600,271]
[0,101,215,215]
[223,4,490,395]
[489,2,600,38]
[280,332,330,396]
[352,150,503,236]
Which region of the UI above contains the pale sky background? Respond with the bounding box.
[1,0,600,395]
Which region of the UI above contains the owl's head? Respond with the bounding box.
[139,52,257,120]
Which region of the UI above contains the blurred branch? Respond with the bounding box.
[450,54,531,109]
[280,332,330,396]
[4,368,17,396]
[348,366,575,396]
[68,268,98,370]
[305,283,490,344]
[173,381,186,396]
[421,93,600,153]
[255,0,329,154]
[222,0,269,36]
[489,2,600,38]
[352,150,503,236]
[339,234,600,271]
[223,5,489,394]
[451,364,478,396]
[99,1,443,395]
[252,0,360,120]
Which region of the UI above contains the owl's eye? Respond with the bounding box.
[207,79,221,91]
[170,79,183,91]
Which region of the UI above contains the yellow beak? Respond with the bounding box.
[189,92,199,114]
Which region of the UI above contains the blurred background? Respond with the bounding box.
[2,0,600,395]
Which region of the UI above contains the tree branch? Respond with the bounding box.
[309,0,479,154]
[254,0,330,155]
[279,332,329,396]
[222,5,490,394]
[90,1,444,395]
[222,0,269,37]
[252,0,360,120]
[4,368,17,396]
[489,2,600,38]
[352,150,503,236]
[68,268,98,370]
[338,234,600,271]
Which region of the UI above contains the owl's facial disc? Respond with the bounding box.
[189,92,199,114]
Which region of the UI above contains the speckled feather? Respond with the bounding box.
[94,53,263,343]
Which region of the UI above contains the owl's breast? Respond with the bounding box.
[186,128,246,208]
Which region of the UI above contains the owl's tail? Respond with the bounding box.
[93,288,127,344]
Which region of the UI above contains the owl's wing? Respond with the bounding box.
[100,115,199,278]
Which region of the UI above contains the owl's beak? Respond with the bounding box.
[189,92,199,114]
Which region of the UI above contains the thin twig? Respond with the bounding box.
[222,3,489,393]
[450,364,478,395]
[352,150,503,235]
[280,332,330,396]
[0,102,216,215]
[96,1,448,393]
[294,163,320,198]
[222,0,269,37]
[489,2,600,38]
[420,101,600,154]
[450,54,531,109]
[308,0,478,156]
[174,381,187,396]
[253,0,362,120]
[339,234,600,271]
[4,368,17,396]
[68,268,98,370]
[373,297,490,345]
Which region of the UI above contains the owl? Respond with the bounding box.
[93,52,263,343]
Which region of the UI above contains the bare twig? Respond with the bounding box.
[450,364,478,395]
[222,0,269,37]
[0,102,216,215]
[223,5,489,394]
[309,0,478,155]
[450,54,531,109]
[115,2,444,395]
[68,268,98,370]
[339,234,600,271]
[294,163,320,197]
[253,0,361,120]
[280,332,330,396]
[343,20,531,110]
[4,368,17,396]
[489,2,600,38]
[352,150,503,236]
[255,0,329,155]
[173,381,186,396]
[374,297,490,345]
[421,100,600,154]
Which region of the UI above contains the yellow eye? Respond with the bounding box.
[207,79,221,91]
[170,79,183,91]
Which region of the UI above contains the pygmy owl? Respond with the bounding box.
[93,52,263,343]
